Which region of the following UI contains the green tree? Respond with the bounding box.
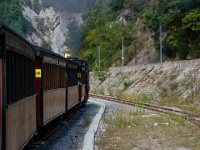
[182,9,200,31]
[0,1,26,35]
[81,0,200,69]
[145,0,200,60]
[80,1,131,70]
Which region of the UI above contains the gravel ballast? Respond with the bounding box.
[37,101,100,150]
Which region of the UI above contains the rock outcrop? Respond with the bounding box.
[116,9,133,25]
[90,59,200,104]
[20,0,95,55]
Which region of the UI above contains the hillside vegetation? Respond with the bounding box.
[0,0,27,35]
[80,0,200,70]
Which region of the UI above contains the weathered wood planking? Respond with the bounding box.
[81,84,86,102]
[68,86,79,110]
[5,31,35,61]
[43,88,66,125]
[6,95,36,150]
[0,59,2,149]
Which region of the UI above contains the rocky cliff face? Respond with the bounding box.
[116,9,159,65]
[20,0,95,55]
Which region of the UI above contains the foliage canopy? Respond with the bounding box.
[79,0,200,69]
[0,0,26,35]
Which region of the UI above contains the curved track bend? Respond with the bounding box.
[89,93,200,127]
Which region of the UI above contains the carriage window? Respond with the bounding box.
[43,63,66,91]
[68,68,78,86]
[81,69,86,84]
[6,50,35,104]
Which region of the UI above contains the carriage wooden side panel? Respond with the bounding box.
[43,89,65,124]
[6,96,36,150]
[67,86,79,109]
[0,59,2,149]
[81,84,86,102]
[41,56,66,125]
[67,62,79,110]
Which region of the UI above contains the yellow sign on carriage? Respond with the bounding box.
[77,73,81,78]
[35,69,41,78]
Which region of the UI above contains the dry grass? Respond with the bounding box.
[116,92,153,104]
[92,88,104,95]
[96,109,200,150]
[116,92,200,116]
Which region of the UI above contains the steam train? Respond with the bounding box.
[0,22,89,150]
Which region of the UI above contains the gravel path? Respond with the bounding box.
[37,101,100,150]
[90,97,137,115]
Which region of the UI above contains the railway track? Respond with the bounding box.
[24,106,81,149]
[89,93,200,127]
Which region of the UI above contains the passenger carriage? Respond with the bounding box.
[0,23,36,150]
[0,23,89,150]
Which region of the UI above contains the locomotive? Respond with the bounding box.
[0,22,89,150]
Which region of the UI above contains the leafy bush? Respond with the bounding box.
[123,80,133,89]
[169,82,178,91]
[97,71,107,82]
[131,0,147,12]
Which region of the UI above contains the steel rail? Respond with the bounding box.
[89,93,200,127]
